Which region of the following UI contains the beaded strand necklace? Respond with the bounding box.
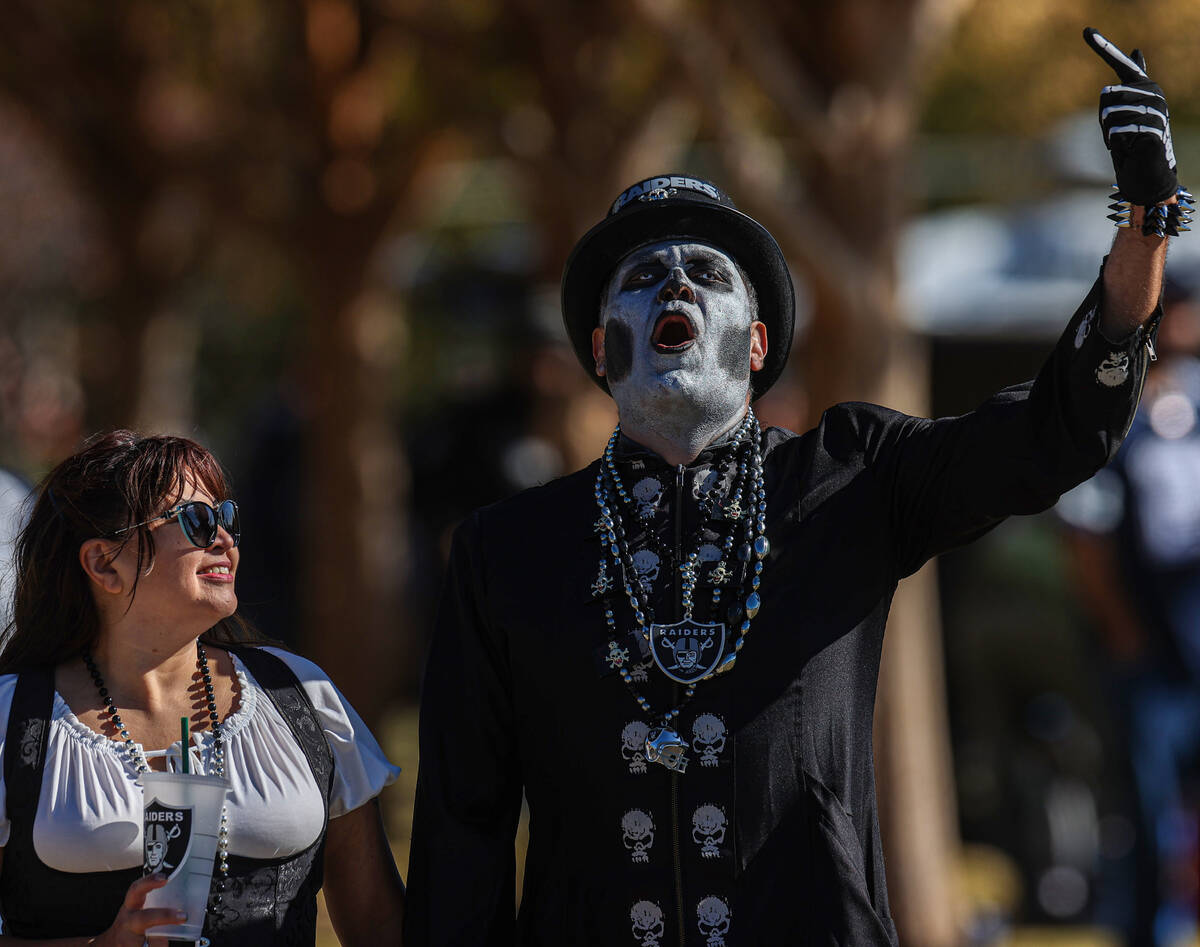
[82,641,231,886]
[594,408,770,772]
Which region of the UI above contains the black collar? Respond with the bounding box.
[613,425,744,467]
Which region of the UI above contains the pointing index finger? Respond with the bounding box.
[1084,28,1148,82]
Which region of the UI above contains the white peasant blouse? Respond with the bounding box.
[0,647,400,873]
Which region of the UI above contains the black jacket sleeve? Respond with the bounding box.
[404,513,522,946]
[839,266,1156,578]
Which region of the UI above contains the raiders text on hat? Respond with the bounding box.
[611,177,721,215]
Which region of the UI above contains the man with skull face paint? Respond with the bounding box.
[407,31,1190,947]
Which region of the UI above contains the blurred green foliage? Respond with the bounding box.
[924,0,1200,132]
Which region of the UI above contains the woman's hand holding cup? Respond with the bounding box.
[93,875,187,947]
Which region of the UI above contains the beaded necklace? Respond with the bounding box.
[599,434,747,595]
[82,641,231,884]
[594,408,769,773]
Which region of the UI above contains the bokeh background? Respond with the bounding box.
[5,1,1200,944]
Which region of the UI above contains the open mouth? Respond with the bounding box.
[652,312,696,353]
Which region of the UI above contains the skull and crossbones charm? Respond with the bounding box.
[590,563,613,598]
[606,641,630,670]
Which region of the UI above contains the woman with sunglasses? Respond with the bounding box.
[0,431,405,945]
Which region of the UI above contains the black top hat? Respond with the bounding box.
[561,174,795,399]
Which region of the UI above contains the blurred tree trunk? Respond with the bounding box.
[495,0,700,465]
[634,0,974,942]
[871,339,961,947]
[493,0,701,286]
[298,276,405,727]
[287,0,461,722]
[0,3,198,432]
[0,0,458,723]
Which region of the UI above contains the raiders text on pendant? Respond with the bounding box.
[650,620,726,683]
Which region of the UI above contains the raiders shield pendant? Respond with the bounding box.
[649,620,726,684]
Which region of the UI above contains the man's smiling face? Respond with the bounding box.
[591,240,766,425]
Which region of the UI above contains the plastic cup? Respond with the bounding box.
[140,771,229,943]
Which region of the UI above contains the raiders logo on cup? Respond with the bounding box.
[143,799,194,881]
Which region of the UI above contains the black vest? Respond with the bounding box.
[0,646,334,945]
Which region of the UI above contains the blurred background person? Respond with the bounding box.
[0,469,29,629]
[1059,269,1200,947]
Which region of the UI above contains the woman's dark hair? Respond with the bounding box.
[0,430,276,673]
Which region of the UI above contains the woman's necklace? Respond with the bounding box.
[82,641,231,882]
[594,408,769,773]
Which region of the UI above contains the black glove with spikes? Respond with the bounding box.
[1084,27,1193,236]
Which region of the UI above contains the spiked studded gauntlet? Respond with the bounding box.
[1085,28,1193,237]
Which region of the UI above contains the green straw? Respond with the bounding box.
[180,716,189,774]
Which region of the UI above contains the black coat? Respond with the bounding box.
[405,272,1153,947]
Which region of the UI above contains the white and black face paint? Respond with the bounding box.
[600,240,758,455]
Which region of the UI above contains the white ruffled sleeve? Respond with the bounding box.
[260,648,401,818]
[0,674,17,847]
